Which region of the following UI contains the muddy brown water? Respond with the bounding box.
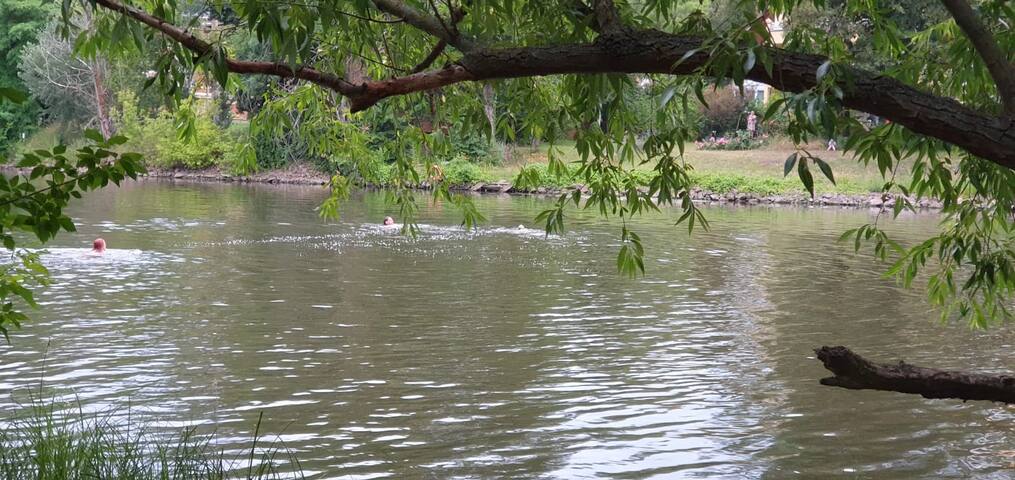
[0,180,1012,479]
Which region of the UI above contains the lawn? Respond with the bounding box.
[484,140,900,196]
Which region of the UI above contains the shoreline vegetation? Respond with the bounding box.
[99,142,942,210]
[0,396,302,479]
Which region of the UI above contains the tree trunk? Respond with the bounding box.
[482,82,496,144]
[814,346,1015,404]
[90,58,113,140]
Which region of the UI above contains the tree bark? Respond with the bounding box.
[815,346,1015,404]
[90,58,113,140]
[940,0,1015,115]
[482,82,496,143]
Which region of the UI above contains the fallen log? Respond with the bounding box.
[814,346,1015,404]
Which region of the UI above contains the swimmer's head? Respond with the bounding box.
[383,216,395,226]
[92,238,106,253]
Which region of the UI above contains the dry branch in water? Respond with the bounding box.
[815,346,1015,404]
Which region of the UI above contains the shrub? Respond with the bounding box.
[153,115,235,169]
[441,157,492,186]
[698,87,748,137]
[449,128,494,164]
[115,91,241,170]
[691,173,789,196]
[696,130,768,150]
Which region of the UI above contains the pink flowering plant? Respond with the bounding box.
[696,130,768,151]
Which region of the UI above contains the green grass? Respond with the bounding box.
[0,397,303,479]
[485,140,898,195]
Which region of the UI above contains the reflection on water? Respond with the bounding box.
[1,180,1013,479]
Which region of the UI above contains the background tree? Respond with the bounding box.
[0,0,54,155]
[19,22,116,139]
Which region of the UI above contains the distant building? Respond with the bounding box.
[744,15,785,104]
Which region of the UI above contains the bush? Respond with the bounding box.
[441,157,492,186]
[449,128,494,164]
[696,130,767,150]
[514,162,580,189]
[699,87,749,137]
[116,92,241,170]
[153,115,236,169]
[692,173,789,196]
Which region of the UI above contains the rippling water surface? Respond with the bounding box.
[1,180,1012,478]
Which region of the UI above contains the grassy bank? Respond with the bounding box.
[482,141,896,196]
[0,398,302,479]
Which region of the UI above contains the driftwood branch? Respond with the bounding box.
[940,0,1015,115]
[815,346,1015,404]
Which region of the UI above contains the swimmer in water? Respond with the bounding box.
[91,238,106,254]
[383,216,395,226]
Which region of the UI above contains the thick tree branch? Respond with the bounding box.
[371,0,475,51]
[348,31,1015,169]
[940,0,1015,114]
[815,346,1015,404]
[92,0,360,96]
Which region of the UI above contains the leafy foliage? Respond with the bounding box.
[0,0,53,155]
[116,92,242,170]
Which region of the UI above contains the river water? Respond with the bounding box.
[0,180,1012,478]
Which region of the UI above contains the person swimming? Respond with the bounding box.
[91,238,106,253]
[383,216,395,226]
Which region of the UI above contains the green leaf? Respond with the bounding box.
[813,157,836,185]
[797,158,815,197]
[783,152,798,177]
[763,97,786,121]
[816,60,832,81]
[658,86,676,108]
[743,49,756,72]
[672,49,699,70]
[83,129,104,143]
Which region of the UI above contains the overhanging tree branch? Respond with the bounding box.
[91,0,360,96]
[347,33,1015,169]
[940,0,1015,115]
[371,0,475,51]
[815,346,1015,404]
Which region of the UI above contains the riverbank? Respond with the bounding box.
[7,144,937,209]
[136,142,939,209]
[138,165,939,209]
